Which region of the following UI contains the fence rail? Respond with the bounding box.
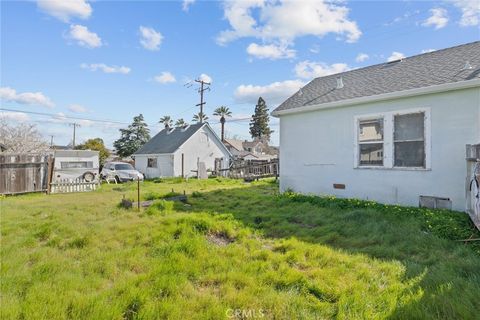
[50,178,98,193]
[220,159,279,180]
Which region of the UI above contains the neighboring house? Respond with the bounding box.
[0,143,6,152]
[134,123,231,178]
[224,138,278,160]
[272,41,480,211]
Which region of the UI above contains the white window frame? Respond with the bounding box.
[354,107,431,170]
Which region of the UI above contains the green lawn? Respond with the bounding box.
[1,178,479,319]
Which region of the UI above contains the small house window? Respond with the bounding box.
[147,158,157,168]
[61,161,93,169]
[394,112,425,167]
[358,118,384,166]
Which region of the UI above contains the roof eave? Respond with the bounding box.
[272,78,480,117]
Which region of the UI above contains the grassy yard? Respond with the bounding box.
[1,178,479,319]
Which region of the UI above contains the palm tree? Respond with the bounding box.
[159,115,173,129]
[213,106,232,142]
[175,118,187,128]
[192,112,208,123]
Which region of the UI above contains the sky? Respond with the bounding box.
[1,0,479,148]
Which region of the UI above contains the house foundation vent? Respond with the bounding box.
[419,196,452,210]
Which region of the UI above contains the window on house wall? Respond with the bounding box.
[355,108,429,169]
[358,118,384,166]
[147,158,157,168]
[394,112,425,167]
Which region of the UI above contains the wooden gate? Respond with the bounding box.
[0,154,51,195]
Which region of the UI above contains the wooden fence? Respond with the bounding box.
[220,159,279,181]
[0,154,51,195]
[50,178,98,193]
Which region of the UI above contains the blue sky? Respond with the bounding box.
[1,0,479,147]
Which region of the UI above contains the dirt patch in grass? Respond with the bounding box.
[206,231,234,246]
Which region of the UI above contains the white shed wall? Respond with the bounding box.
[134,154,174,178]
[279,87,480,211]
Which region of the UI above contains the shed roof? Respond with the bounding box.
[273,41,480,115]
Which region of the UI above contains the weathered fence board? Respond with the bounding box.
[0,154,50,194]
[220,159,279,181]
[50,178,98,193]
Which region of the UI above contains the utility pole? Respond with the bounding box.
[69,123,80,149]
[195,79,210,123]
[50,135,54,148]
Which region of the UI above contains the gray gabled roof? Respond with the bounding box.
[134,123,205,155]
[273,41,480,114]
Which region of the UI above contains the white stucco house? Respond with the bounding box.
[272,41,480,211]
[133,123,231,178]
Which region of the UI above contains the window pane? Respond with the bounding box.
[359,119,383,142]
[359,143,383,166]
[394,141,425,167]
[61,161,93,169]
[394,113,424,141]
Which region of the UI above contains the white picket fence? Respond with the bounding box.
[50,178,98,193]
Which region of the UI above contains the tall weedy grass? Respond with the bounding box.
[1,178,479,319]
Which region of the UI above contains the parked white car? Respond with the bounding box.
[101,162,144,183]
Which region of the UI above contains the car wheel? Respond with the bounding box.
[83,172,95,182]
[115,176,121,183]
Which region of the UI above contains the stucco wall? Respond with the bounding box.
[173,126,230,177]
[278,87,480,211]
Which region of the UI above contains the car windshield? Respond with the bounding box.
[115,164,134,170]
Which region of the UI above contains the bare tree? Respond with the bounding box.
[0,120,49,153]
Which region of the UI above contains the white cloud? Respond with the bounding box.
[355,53,369,63]
[37,0,92,22]
[450,0,480,26]
[0,111,30,122]
[139,26,163,51]
[246,42,295,60]
[217,0,361,45]
[154,72,176,84]
[234,80,305,105]
[68,104,88,113]
[67,24,102,48]
[421,48,436,53]
[0,87,55,108]
[387,51,406,62]
[294,61,350,79]
[199,73,212,83]
[182,0,195,12]
[81,63,131,74]
[422,8,449,29]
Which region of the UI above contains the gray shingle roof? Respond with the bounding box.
[273,41,480,114]
[134,123,205,155]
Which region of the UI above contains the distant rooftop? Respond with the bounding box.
[273,41,480,114]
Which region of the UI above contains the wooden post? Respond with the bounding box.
[46,156,54,194]
[181,153,184,178]
[137,177,140,211]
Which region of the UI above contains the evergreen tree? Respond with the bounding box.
[249,97,272,141]
[75,138,110,165]
[113,114,150,158]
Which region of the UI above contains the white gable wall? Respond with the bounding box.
[173,126,230,177]
[279,87,480,211]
